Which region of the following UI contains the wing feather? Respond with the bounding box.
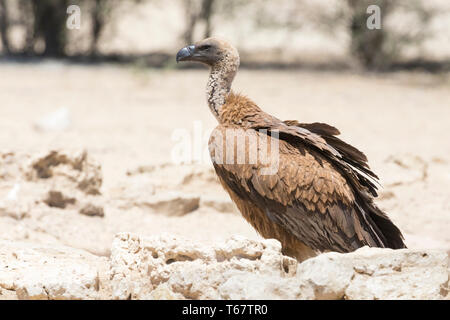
[209,109,406,251]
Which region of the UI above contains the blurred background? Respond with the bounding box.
[0,0,448,257]
[0,0,449,69]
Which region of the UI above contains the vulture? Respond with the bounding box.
[176,38,406,261]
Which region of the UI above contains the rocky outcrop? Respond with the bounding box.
[0,240,109,300]
[296,247,449,299]
[110,233,298,299]
[110,233,450,300]
[0,233,448,300]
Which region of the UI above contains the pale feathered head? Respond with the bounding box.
[176,37,239,67]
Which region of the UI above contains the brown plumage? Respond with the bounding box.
[176,38,406,261]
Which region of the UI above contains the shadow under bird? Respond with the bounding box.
[176,38,406,261]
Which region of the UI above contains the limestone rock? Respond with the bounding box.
[109,233,153,300]
[342,247,449,300]
[296,247,449,300]
[0,240,108,299]
[109,233,449,300]
[110,233,298,300]
[0,233,447,300]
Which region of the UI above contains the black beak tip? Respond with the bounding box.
[176,45,195,63]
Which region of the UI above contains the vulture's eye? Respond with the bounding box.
[198,45,211,51]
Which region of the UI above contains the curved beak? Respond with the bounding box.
[176,45,195,63]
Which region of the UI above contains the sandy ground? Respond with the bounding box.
[0,62,449,256]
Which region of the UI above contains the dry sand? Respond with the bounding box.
[0,62,449,257]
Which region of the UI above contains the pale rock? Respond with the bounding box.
[109,233,449,300]
[342,247,449,300]
[297,247,449,300]
[109,233,153,300]
[0,240,108,299]
[296,252,354,299]
[110,232,298,300]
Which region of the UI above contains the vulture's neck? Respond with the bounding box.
[206,56,239,121]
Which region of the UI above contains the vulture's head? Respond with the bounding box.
[176,37,239,68]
